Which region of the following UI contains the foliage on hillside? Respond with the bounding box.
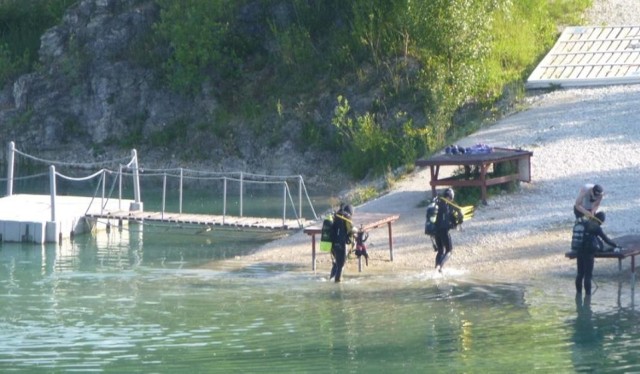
[0,0,74,83]
[0,0,593,179]
[152,0,593,179]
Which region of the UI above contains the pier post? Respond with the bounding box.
[223,177,227,223]
[49,165,57,222]
[6,141,15,196]
[118,164,123,210]
[162,173,167,218]
[130,149,143,212]
[239,172,243,217]
[282,182,287,226]
[298,176,302,219]
[179,168,183,214]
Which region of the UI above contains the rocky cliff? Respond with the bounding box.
[0,0,343,187]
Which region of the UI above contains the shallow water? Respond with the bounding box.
[1,224,639,373]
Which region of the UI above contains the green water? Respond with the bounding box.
[1,223,639,373]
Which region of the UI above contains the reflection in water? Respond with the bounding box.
[570,293,640,372]
[572,295,604,372]
[0,226,639,372]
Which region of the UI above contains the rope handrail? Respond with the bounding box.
[0,172,50,182]
[5,141,318,224]
[13,147,132,168]
[135,167,306,181]
[55,168,110,182]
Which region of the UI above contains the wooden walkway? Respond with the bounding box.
[86,210,309,231]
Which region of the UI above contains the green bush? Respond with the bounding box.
[0,0,593,183]
[0,0,73,86]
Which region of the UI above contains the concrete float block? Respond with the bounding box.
[46,221,59,243]
[3,221,21,242]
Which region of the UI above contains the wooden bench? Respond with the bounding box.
[565,234,640,274]
[415,147,533,204]
[303,212,400,271]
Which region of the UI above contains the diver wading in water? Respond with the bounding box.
[431,188,463,272]
[330,204,353,283]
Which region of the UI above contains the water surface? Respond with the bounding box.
[1,223,639,373]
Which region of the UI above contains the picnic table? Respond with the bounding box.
[565,234,640,276]
[415,147,533,204]
[303,212,400,271]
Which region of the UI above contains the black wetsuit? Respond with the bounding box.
[434,198,460,270]
[575,220,617,295]
[330,210,352,282]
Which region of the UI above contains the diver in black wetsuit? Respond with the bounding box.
[330,204,353,283]
[576,211,618,295]
[433,188,462,272]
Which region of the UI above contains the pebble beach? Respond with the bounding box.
[221,0,640,284]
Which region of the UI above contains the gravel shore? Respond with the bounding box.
[220,1,640,284]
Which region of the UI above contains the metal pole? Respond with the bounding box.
[179,168,183,214]
[298,176,303,219]
[282,182,287,226]
[101,170,106,214]
[118,164,123,210]
[131,149,141,204]
[49,165,56,222]
[239,172,243,217]
[223,177,227,223]
[7,141,15,196]
[162,173,167,218]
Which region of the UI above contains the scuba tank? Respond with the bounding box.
[424,198,438,236]
[320,213,334,252]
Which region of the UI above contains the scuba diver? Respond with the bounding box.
[330,204,353,283]
[575,211,618,295]
[433,188,463,272]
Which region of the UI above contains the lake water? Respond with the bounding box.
[1,222,639,373]
[1,171,640,372]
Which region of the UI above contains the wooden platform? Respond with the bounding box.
[303,212,400,271]
[87,210,309,231]
[565,234,640,274]
[526,26,640,89]
[415,147,533,204]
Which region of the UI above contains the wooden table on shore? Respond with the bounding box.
[415,147,533,204]
[565,235,640,281]
[303,212,400,271]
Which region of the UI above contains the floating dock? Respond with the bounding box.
[0,194,135,244]
[0,194,308,244]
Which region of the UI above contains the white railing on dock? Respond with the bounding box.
[3,141,318,229]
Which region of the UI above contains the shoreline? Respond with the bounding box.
[223,83,640,286]
[221,0,640,283]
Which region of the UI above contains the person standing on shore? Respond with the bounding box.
[574,183,604,220]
